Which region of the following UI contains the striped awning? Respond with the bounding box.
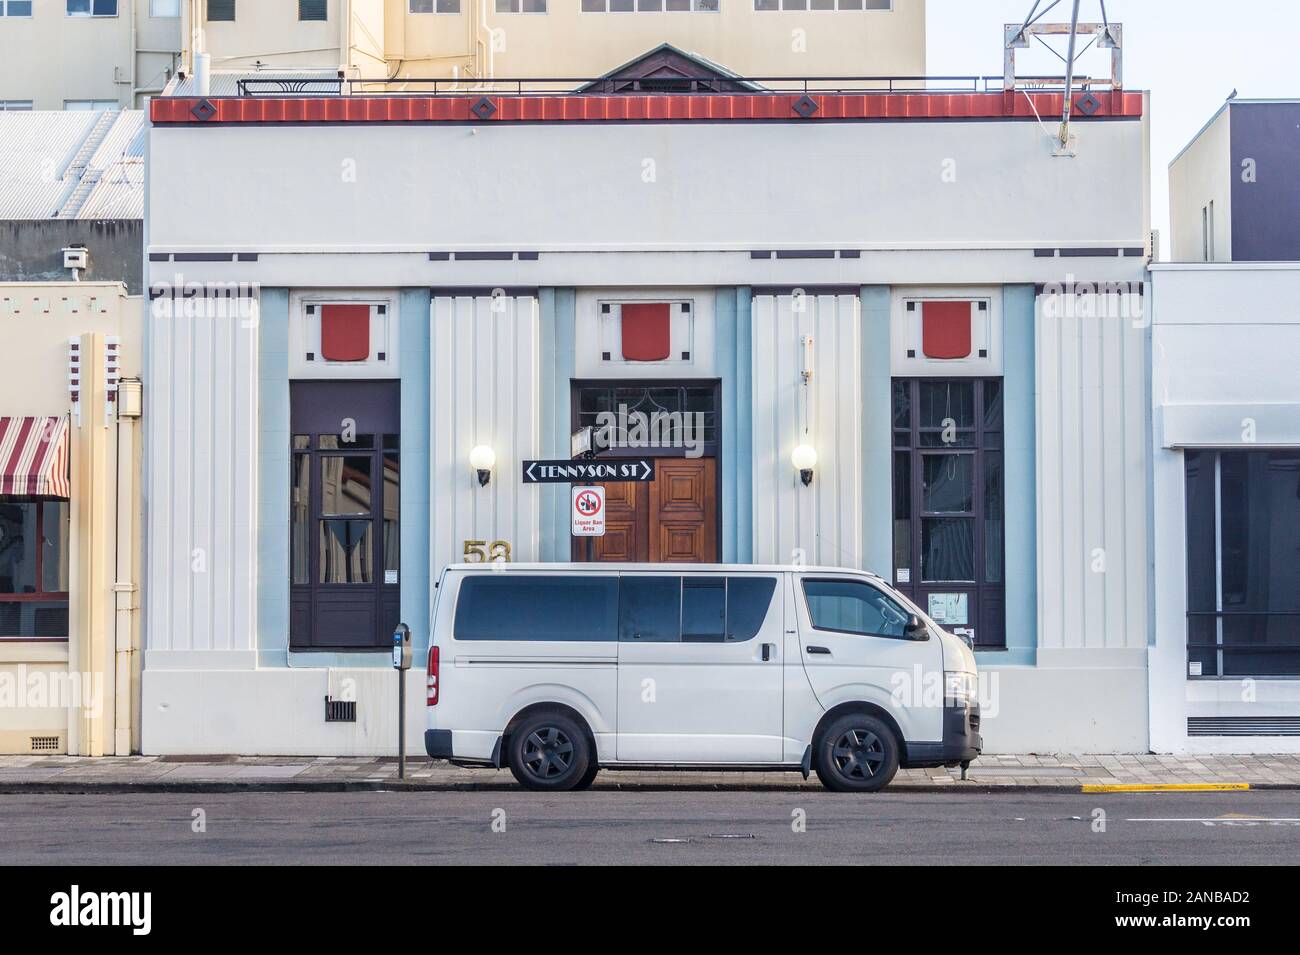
[0,417,70,498]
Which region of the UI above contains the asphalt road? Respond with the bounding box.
[2,789,1299,865]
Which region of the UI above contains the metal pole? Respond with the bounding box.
[398,667,406,780]
[1058,0,1082,148]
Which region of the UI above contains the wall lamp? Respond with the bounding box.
[791,444,818,487]
[469,445,496,487]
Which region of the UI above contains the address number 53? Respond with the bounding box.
[463,540,512,563]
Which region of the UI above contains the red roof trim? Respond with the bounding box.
[151,91,1144,125]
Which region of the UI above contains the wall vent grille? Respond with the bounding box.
[1188,717,1300,737]
[30,736,60,752]
[324,697,357,723]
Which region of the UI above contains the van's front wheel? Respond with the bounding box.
[507,712,593,792]
[814,714,900,793]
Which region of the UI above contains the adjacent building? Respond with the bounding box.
[141,54,1150,755]
[0,1,183,109]
[0,110,146,756]
[0,1,925,111]
[1149,98,1300,753]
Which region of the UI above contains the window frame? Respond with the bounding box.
[289,380,401,652]
[66,0,119,16]
[149,0,181,16]
[755,0,889,9]
[581,0,717,10]
[410,0,461,13]
[0,101,34,110]
[1184,449,1300,679]
[206,0,236,22]
[495,0,547,11]
[0,498,71,642]
[298,0,328,20]
[892,377,1005,648]
[62,99,121,111]
[801,577,913,641]
[1,1,34,18]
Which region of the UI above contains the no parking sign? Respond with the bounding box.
[571,486,606,537]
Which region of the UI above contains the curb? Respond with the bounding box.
[1,780,1292,795]
[1080,782,1253,793]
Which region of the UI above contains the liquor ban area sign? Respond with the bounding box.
[571,486,606,537]
[521,459,655,483]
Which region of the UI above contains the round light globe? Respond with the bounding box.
[469,445,496,471]
[790,444,818,471]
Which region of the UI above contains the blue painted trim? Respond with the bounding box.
[735,287,754,563]
[1002,284,1038,665]
[256,288,432,668]
[256,288,290,666]
[716,289,738,562]
[859,286,892,576]
[976,647,1036,667]
[713,287,755,564]
[538,288,576,562]
[400,288,432,653]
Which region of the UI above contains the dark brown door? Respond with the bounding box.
[573,458,717,563]
[589,480,649,562]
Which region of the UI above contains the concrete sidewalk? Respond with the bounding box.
[3,753,1300,792]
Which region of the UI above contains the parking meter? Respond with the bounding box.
[393,623,411,778]
[392,623,412,670]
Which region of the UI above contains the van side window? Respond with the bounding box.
[618,576,778,643]
[802,579,910,639]
[681,577,726,642]
[455,576,618,641]
[727,577,777,642]
[620,576,681,642]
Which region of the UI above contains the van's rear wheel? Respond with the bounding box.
[507,712,592,792]
[814,713,900,793]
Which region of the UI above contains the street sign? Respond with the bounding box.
[571,486,606,537]
[521,458,655,484]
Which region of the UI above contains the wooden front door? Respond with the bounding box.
[574,458,717,563]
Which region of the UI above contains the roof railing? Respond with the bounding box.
[233,74,1108,98]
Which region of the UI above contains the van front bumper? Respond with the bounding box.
[942,699,982,763]
[902,701,982,768]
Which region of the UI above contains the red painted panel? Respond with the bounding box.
[150,91,1145,125]
[921,301,972,360]
[621,303,672,362]
[320,304,371,362]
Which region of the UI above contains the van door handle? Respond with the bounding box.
[806,645,832,655]
[761,643,775,662]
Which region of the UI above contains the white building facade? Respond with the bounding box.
[142,81,1152,755]
[1149,99,1300,753]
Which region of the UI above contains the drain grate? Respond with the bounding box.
[324,696,357,722]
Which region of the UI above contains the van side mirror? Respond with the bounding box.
[905,614,929,641]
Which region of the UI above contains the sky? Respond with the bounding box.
[926,0,1300,254]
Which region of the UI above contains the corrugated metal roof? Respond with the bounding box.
[0,110,144,220]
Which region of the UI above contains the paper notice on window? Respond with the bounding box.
[385,570,398,585]
[896,568,911,584]
[927,593,968,626]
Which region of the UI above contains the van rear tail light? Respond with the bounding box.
[426,646,440,706]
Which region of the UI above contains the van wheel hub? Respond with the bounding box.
[832,728,884,779]
[522,727,574,779]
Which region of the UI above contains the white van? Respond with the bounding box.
[424,564,981,792]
